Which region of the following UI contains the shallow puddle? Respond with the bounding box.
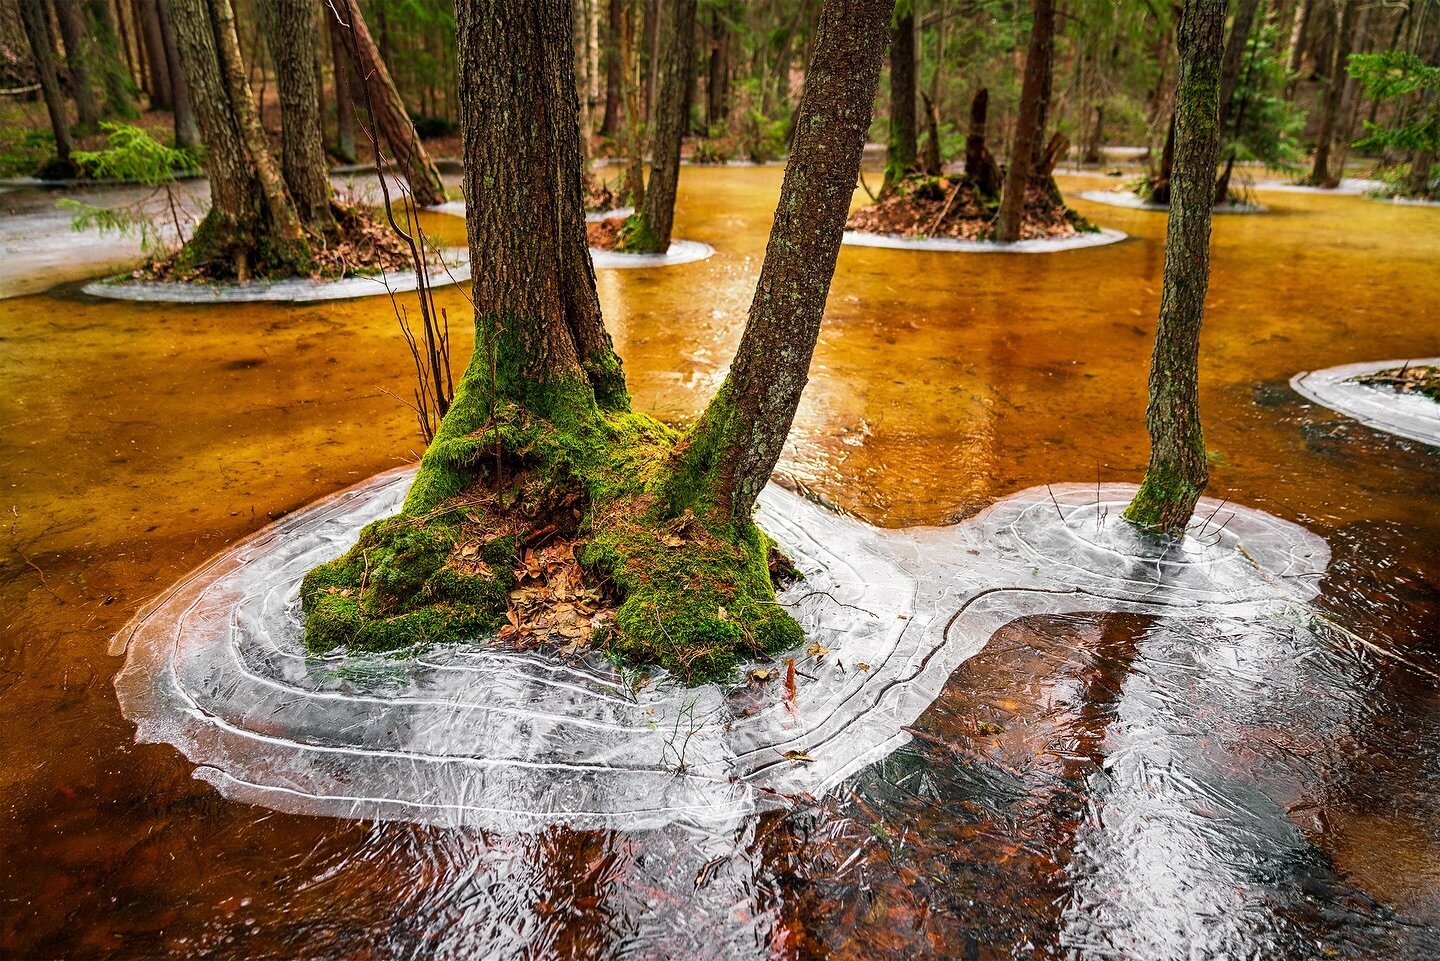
[1,167,1438,958]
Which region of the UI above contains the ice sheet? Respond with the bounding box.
[1077,189,1267,213]
[112,471,1327,832]
[841,227,1128,254]
[1291,358,1440,447]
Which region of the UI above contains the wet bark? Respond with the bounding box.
[453,0,625,412]
[329,17,356,163]
[18,0,73,162]
[156,1,197,148]
[1124,0,1225,536]
[964,87,1000,198]
[670,0,894,526]
[626,0,696,252]
[137,0,171,108]
[1308,0,1356,187]
[995,0,1055,243]
[53,0,102,132]
[260,0,334,232]
[326,0,446,207]
[880,6,917,196]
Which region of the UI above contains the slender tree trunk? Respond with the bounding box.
[1216,0,1261,133]
[1124,0,1225,536]
[995,0,1055,243]
[328,17,356,163]
[162,0,308,277]
[601,0,623,134]
[157,0,197,147]
[920,90,941,175]
[137,0,171,108]
[642,0,660,119]
[325,0,446,207]
[1287,0,1314,81]
[880,5,916,195]
[668,0,894,525]
[964,87,1000,197]
[85,0,139,118]
[260,0,334,232]
[624,0,696,252]
[706,3,730,130]
[1308,0,1356,186]
[18,0,74,162]
[53,1,102,132]
[620,0,645,206]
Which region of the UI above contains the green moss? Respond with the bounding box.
[615,212,665,255]
[303,362,804,684]
[1122,461,1206,535]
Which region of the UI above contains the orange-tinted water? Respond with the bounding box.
[1,167,1437,958]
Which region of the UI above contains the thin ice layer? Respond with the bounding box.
[841,228,1128,254]
[112,473,1327,832]
[1077,189,1267,213]
[1291,358,1440,447]
[82,250,471,303]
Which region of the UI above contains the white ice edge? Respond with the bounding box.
[1076,189,1268,213]
[841,227,1127,254]
[589,239,715,268]
[1252,178,1385,195]
[112,470,1327,833]
[1290,358,1440,447]
[81,249,471,304]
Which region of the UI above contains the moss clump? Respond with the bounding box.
[615,213,665,254]
[1122,462,1206,535]
[302,367,805,684]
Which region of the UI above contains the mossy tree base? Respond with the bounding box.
[302,374,803,684]
[1121,471,1206,537]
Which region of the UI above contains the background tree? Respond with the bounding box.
[260,0,334,233]
[52,1,102,133]
[994,0,1055,243]
[16,0,74,170]
[880,1,916,195]
[326,0,446,207]
[1124,0,1226,535]
[1307,0,1358,186]
[1348,38,1440,198]
[303,0,895,683]
[617,0,696,252]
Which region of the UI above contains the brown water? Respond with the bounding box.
[1,166,1438,958]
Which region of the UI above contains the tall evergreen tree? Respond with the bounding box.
[260,0,335,232]
[1124,0,1226,535]
[302,0,895,682]
[880,2,916,195]
[994,0,1055,243]
[17,0,75,168]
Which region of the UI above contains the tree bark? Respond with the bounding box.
[325,0,446,207]
[162,0,308,276]
[705,2,731,130]
[1308,0,1357,186]
[1216,0,1261,134]
[624,0,696,252]
[137,0,171,108]
[601,0,623,134]
[18,0,74,162]
[920,89,941,175]
[880,5,916,195]
[52,0,102,132]
[669,0,894,526]
[85,0,139,118]
[1124,0,1225,536]
[964,86,1000,198]
[157,0,197,147]
[328,16,356,163]
[995,0,1055,243]
[260,0,334,232]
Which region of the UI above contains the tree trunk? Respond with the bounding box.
[920,89,941,175]
[326,0,446,207]
[624,0,697,252]
[620,0,646,207]
[995,0,1055,243]
[601,0,623,134]
[1124,0,1225,536]
[668,0,894,526]
[705,3,731,130]
[1287,0,1315,79]
[162,0,308,277]
[328,18,356,163]
[1083,104,1104,163]
[85,0,139,118]
[157,0,197,148]
[53,1,102,132]
[260,0,334,232]
[964,86,1000,198]
[880,6,916,195]
[1308,0,1356,186]
[137,0,171,108]
[1216,0,1261,134]
[18,0,74,163]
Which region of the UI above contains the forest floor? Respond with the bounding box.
[847,175,1094,242]
[1354,364,1440,403]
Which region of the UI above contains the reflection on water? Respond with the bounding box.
[1,167,1438,958]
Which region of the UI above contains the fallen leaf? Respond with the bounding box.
[783,750,815,763]
[806,642,831,658]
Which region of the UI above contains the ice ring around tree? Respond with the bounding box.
[81,249,471,303]
[111,471,1327,832]
[1291,358,1440,447]
[588,239,715,268]
[841,227,1127,254]
[1077,189,1267,213]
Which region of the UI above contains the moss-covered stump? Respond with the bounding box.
[301,381,803,684]
[848,174,1095,242]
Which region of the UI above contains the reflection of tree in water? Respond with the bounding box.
[756,607,1440,960]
